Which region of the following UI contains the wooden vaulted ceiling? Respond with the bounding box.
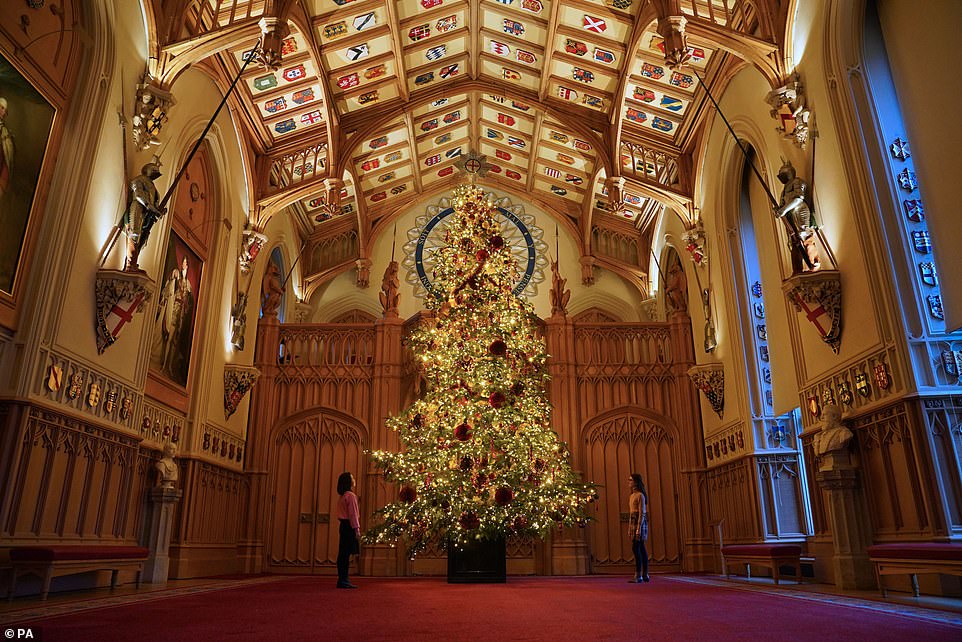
[152,0,788,280]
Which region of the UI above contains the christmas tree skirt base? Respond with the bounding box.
[447,537,507,583]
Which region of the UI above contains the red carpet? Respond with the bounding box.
[7,575,962,641]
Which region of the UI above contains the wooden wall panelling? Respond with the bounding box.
[170,458,249,577]
[0,404,145,544]
[801,436,831,538]
[851,400,942,540]
[755,453,807,539]
[706,458,763,543]
[920,397,962,537]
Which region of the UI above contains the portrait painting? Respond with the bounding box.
[150,232,203,387]
[0,51,56,295]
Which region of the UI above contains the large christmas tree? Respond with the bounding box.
[368,185,594,554]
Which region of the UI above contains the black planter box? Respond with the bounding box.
[447,536,506,583]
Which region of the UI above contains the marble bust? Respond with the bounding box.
[813,404,853,456]
[156,443,179,489]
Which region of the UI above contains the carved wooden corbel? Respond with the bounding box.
[131,77,175,151]
[782,269,842,354]
[239,226,268,274]
[94,269,155,354]
[765,72,812,148]
[224,365,261,419]
[579,255,596,286]
[688,363,725,419]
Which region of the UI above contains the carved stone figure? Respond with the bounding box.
[379,260,400,317]
[813,404,853,456]
[156,443,178,489]
[775,160,820,274]
[665,257,688,315]
[230,291,248,350]
[124,162,166,272]
[356,258,372,289]
[261,262,284,317]
[549,260,570,317]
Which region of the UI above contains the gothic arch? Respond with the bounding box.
[266,406,367,573]
[581,406,682,572]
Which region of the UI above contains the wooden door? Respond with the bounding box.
[584,409,682,573]
[267,412,364,573]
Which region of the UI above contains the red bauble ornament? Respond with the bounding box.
[459,455,474,471]
[454,423,472,441]
[489,340,507,357]
[459,512,481,530]
[489,391,506,409]
[476,249,489,262]
[399,486,417,503]
[494,486,514,506]
[490,235,505,250]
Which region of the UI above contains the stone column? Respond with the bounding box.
[815,449,875,589]
[143,486,183,583]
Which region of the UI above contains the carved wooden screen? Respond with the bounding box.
[584,410,681,572]
[267,411,364,573]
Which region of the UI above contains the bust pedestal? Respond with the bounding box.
[143,486,183,583]
[815,449,875,589]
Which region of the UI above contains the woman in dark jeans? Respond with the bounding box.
[335,471,360,588]
[627,473,650,583]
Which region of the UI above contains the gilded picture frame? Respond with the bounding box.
[0,50,57,305]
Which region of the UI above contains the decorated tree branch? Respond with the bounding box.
[367,185,595,554]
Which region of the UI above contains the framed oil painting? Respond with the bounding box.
[0,50,56,296]
[149,232,203,387]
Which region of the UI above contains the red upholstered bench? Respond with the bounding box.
[7,545,149,601]
[721,544,802,585]
[868,543,962,597]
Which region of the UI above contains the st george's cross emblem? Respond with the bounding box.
[101,291,146,351]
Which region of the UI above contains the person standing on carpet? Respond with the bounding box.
[627,473,650,583]
[336,471,361,589]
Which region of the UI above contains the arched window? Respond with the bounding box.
[729,144,812,538]
[862,0,961,385]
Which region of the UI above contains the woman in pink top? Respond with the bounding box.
[336,471,361,588]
